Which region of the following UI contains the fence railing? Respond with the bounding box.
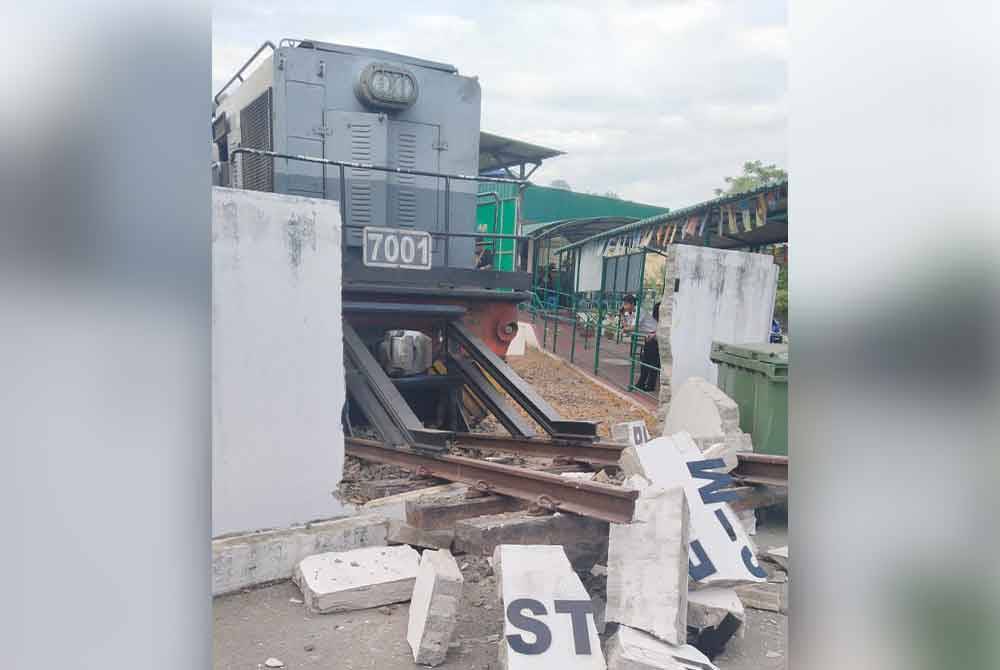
[520,285,663,401]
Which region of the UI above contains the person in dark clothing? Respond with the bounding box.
[475,242,494,269]
[636,301,661,392]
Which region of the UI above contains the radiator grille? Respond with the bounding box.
[348,122,374,224]
[238,88,273,192]
[395,131,417,226]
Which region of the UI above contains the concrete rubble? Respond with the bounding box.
[293,544,420,614]
[362,483,469,521]
[606,486,689,646]
[494,544,606,669]
[212,513,390,595]
[662,377,757,535]
[621,432,766,587]
[453,511,609,571]
[407,494,529,529]
[407,549,465,666]
[686,587,745,657]
[734,582,787,614]
[387,519,455,550]
[763,545,788,571]
[604,625,719,670]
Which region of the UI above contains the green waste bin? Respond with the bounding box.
[710,342,788,456]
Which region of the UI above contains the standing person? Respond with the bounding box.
[636,302,661,391]
[475,242,494,270]
[619,294,637,331]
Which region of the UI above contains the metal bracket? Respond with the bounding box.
[433,139,449,151]
[313,125,333,136]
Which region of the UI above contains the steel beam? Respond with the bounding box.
[345,438,637,524]
[451,433,625,467]
[733,453,788,487]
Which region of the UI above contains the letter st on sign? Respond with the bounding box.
[505,599,596,656]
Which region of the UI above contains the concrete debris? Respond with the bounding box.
[362,483,468,521]
[734,582,787,613]
[663,378,741,438]
[604,625,719,670]
[621,432,766,587]
[453,511,609,571]
[606,486,689,645]
[407,549,464,666]
[387,520,454,550]
[506,321,540,357]
[612,420,652,446]
[698,442,738,473]
[763,546,788,571]
[212,513,390,596]
[407,494,529,530]
[293,545,420,614]
[686,587,745,657]
[493,544,606,670]
[263,658,284,668]
[736,508,757,536]
[561,471,598,481]
[591,564,608,577]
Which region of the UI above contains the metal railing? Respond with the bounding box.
[519,286,664,401]
[228,147,529,271]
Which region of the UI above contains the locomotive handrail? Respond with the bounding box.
[213,41,277,106]
[229,147,529,268]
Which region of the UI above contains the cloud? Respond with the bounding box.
[212,0,787,205]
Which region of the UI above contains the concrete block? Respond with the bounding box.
[407,549,464,666]
[507,322,540,357]
[212,513,389,596]
[734,582,787,613]
[293,545,420,614]
[686,587,744,631]
[388,520,454,550]
[663,378,740,439]
[453,511,609,570]
[493,545,606,670]
[606,486,689,645]
[621,433,766,587]
[763,545,788,571]
[363,483,469,521]
[612,421,652,446]
[604,625,718,670]
[407,494,529,530]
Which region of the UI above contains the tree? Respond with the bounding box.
[715,161,787,196]
[550,179,572,190]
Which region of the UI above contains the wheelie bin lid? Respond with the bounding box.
[710,341,788,378]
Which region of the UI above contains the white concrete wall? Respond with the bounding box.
[212,187,347,537]
[658,246,777,406]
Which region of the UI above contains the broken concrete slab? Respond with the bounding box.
[663,377,741,439]
[604,625,719,670]
[293,544,420,614]
[621,432,766,587]
[612,420,652,446]
[686,587,745,631]
[453,511,609,571]
[493,545,605,670]
[388,520,454,550]
[362,483,468,521]
[606,486,689,646]
[762,546,788,571]
[212,513,390,596]
[407,549,464,666]
[506,322,540,357]
[407,494,529,530]
[734,582,787,614]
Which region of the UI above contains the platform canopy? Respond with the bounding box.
[479,131,564,178]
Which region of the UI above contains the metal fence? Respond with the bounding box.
[519,286,664,402]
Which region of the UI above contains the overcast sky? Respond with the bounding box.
[213,0,786,207]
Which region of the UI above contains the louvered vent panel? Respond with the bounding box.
[238,88,273,192]
[396,131,418,226]
[349,122,374,225]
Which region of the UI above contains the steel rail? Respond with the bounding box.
[450,433,625,467]
[733,452,788,488]
[345,438,637,524]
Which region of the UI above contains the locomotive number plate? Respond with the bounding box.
[362,226,432,270]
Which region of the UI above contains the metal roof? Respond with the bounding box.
[292,40,458,73]
[524,216,641,243]
[557,180,789,254]
[479,132,565,173]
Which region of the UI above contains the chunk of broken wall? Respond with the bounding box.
[212,187,348,537]
[656,246,778,417]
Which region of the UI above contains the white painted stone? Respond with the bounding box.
[699,442,737,473]
[212,514,390,596]
[362,483,469,521]
[507,322,540,356]
[293,545,420,614]
[494,545,606,669]
[686,587,745,631]
[612,421,652,446]
[606,486,689,645]
[407,549,464,666]
[765,546,788,571]
[621,432,766,587]
[264,657,285,668]
[212,187,346,536]
[604,625,718,670]
[560,472,597,481]
[663,378,741,439]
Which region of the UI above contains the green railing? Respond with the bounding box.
[519,285,663,401]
